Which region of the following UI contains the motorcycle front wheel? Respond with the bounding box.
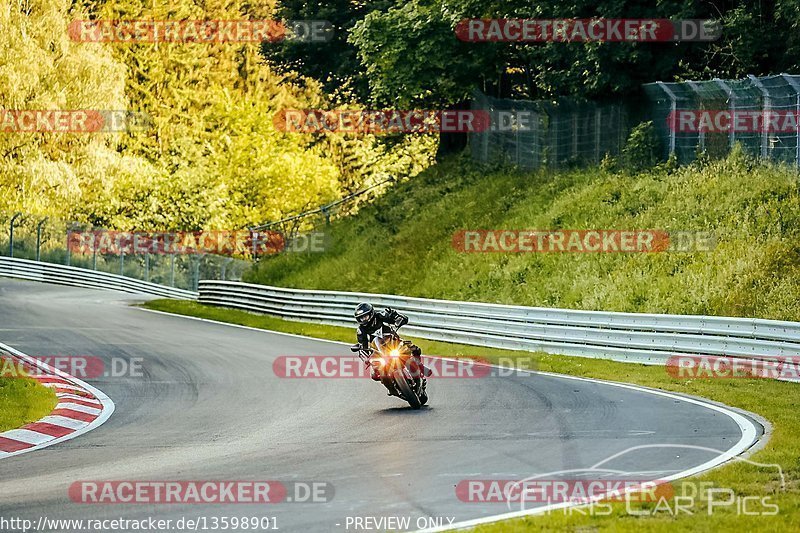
[393,369,421,409]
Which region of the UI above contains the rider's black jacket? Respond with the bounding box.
[356,308,409,351]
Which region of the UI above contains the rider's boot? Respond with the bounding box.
[408,344,432,378]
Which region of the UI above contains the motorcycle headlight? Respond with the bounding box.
[389,348,401,358]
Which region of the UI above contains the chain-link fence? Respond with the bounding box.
[469,90,628,170]
[472,74,800,169]
[644,74,800,165]
[0,213,252,291]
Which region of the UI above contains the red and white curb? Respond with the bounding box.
[0,341,114,459]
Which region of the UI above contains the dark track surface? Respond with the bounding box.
[0,280,759,532]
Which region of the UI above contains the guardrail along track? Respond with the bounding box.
[0,257,197,300]
[3,259,796,366]
[199,280,800,365]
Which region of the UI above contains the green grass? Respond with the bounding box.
[143,299,799,532]
[0,374,58,432]
[247,149,800,322]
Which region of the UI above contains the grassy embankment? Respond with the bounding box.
[248,150,800,322]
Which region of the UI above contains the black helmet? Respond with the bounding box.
[354,302,375,325]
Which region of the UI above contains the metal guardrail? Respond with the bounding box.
[199,280,800,365]
[2,260,797,366]
[0,257,197,300]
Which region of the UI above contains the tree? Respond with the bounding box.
[261,0,394,103]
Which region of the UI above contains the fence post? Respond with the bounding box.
[532,111,540,168]
[687,82,706,153]
[169,254,175,287]
[715,78,736,148]
[656,82,677,157]
[747,75,770,159]
[35,217,47,261]
[571,112,578,159]
[145,253,150,282]
[120,251,125,276]
[550,112,558,168]
[515,112,521,166]
[92,248,97,270]
[482,108,490,162]
[781,74,800,167]
[594,107,602,163]
[9,212,22,258]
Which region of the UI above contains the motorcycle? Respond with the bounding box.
[350,323,427,409]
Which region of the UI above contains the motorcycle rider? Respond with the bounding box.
[353,303,428,383]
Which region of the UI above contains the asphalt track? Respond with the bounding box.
[0,279,762,532]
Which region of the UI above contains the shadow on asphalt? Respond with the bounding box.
[376,405,433,415]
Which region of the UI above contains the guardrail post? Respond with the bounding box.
[221,257,233,280]
[66,230,71,266]
[35,217,47,261]
[9,212,22,257]
[120,251,125,276]
[192,254,201,291]
[92,248,97,270]
[169,254,175,287]
[145,253,150,282]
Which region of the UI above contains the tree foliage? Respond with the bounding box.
[267,0,800,107]
[1,0,433,231]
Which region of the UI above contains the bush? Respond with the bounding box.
[621,121,662,171]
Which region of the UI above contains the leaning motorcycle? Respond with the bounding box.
[351,324,427,409]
